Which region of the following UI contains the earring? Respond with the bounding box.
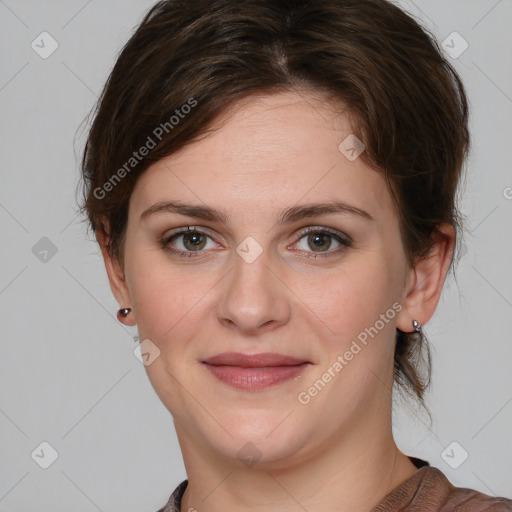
[412,320,422,333]
[117,308,132,322]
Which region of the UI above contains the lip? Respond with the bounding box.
[202,352,311,391]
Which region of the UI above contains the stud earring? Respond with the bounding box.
[412,320,422,333]
[117,308,132,322]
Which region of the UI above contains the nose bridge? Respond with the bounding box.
[217,236,289,332]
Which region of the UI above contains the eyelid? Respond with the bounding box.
[162,225,351,243]
[161,225,352,258]
[292,225,352,245]
[162,225,218,241]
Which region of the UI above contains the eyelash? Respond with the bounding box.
[160,226,352,260]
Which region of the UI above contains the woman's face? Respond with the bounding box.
[119,91,414,467]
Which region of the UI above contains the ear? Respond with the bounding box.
[96,220,136,326]
[396,223,455,332]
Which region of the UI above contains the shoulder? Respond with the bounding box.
[155,480,188,512]
[443,471,512,512]
[373,466,512,512]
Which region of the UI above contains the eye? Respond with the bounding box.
[291,227,351,258]
[160,226,351,260]
[161,227,219,258]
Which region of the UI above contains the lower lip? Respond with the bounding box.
[203,363,309,391]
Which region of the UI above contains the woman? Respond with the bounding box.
[79,0,512,510]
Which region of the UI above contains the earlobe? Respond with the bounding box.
[396,224,455,332]
[96,222,136,326]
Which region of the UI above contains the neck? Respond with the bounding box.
[175,417,418,512]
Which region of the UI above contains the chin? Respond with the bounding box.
[214,432,308,470]
[197,411,314,469]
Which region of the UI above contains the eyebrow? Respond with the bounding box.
[140,200,373,225]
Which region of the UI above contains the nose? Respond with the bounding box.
[216,243,291,335]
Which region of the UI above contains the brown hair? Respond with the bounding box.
[78,0,470,407]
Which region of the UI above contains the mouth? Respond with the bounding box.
[201,352,311,391]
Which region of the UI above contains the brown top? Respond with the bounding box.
[157,458,512,512]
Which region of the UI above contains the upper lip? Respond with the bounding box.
[202,352,309,367]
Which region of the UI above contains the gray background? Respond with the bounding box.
[0,0,511,510]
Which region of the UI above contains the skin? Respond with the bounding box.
[99,90,454,511]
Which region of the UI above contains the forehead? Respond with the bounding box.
[130,91,393,226]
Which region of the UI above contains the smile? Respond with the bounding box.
[201,352,311,391]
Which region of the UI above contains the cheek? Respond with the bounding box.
[125,242,222,354]
[303,258,399,346]
[307,262,401,400]
[124,240,176,337]
[125,253,212,413]
[130,269,201,344]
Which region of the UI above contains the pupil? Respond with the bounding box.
[309,233,330,251]
[185,232,204,249]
